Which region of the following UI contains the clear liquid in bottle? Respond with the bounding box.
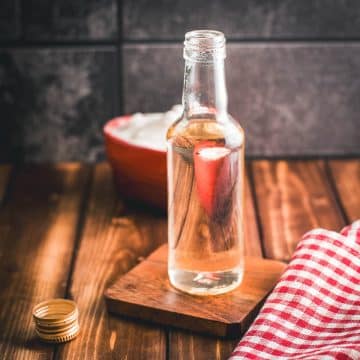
[167,115,244,295]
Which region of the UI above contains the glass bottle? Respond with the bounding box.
[166,30,245,295]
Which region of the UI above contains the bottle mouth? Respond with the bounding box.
[184,30,226,62]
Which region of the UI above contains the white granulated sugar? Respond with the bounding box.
[112,105,183,151]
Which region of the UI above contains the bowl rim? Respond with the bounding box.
[103,115,166,155]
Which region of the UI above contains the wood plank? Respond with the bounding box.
[169,333,236,360]
[57,163,167,360]
[0,164,89,359]
[252,160,345,262]
[169,168,263,359]
[328,159,360,222]
[0,164,12,204]
[244,170,262,258]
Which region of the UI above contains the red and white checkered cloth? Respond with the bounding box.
[230,220,360,360]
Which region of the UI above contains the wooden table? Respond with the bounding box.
[0,159,359,359]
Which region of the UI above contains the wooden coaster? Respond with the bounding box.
[105,245,286,337]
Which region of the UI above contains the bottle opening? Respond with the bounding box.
[184,30,226,63]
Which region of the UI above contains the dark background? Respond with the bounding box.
[1,0,360,162]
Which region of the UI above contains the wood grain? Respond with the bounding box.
[0,164,89,359]
[244,171,262,258]
[56,163,167,360]
[328,159,360,222]
[105,245,286,337]
[252,160,345,261]
[0,164,12,204]
[169,332,237,360]
[1,159,351,359]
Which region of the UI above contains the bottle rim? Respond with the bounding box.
[184,30,226,62]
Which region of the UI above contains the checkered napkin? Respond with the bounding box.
[230,220,360,360]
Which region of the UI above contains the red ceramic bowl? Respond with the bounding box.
[104,116,167,210]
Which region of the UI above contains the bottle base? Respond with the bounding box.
[168,267,243,296]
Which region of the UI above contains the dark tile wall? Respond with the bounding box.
[0,48,118,162]
[124,43,360,156]
[1,0,360,161]
[123,0,360,40]
[23,0,117,41]
[0,0,21,40]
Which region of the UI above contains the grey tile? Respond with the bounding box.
[24,0,117,41]
[0,0,21,40]
[123,0,360,40]
[123,45,183,114]
[123,43,360,156]
[227,43,360,156]
[0,48,118,162]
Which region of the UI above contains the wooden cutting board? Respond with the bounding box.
[105,244,286,337]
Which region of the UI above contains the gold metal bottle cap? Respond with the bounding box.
[32,299,80,343]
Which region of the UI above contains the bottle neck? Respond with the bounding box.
[182,58,228,119]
